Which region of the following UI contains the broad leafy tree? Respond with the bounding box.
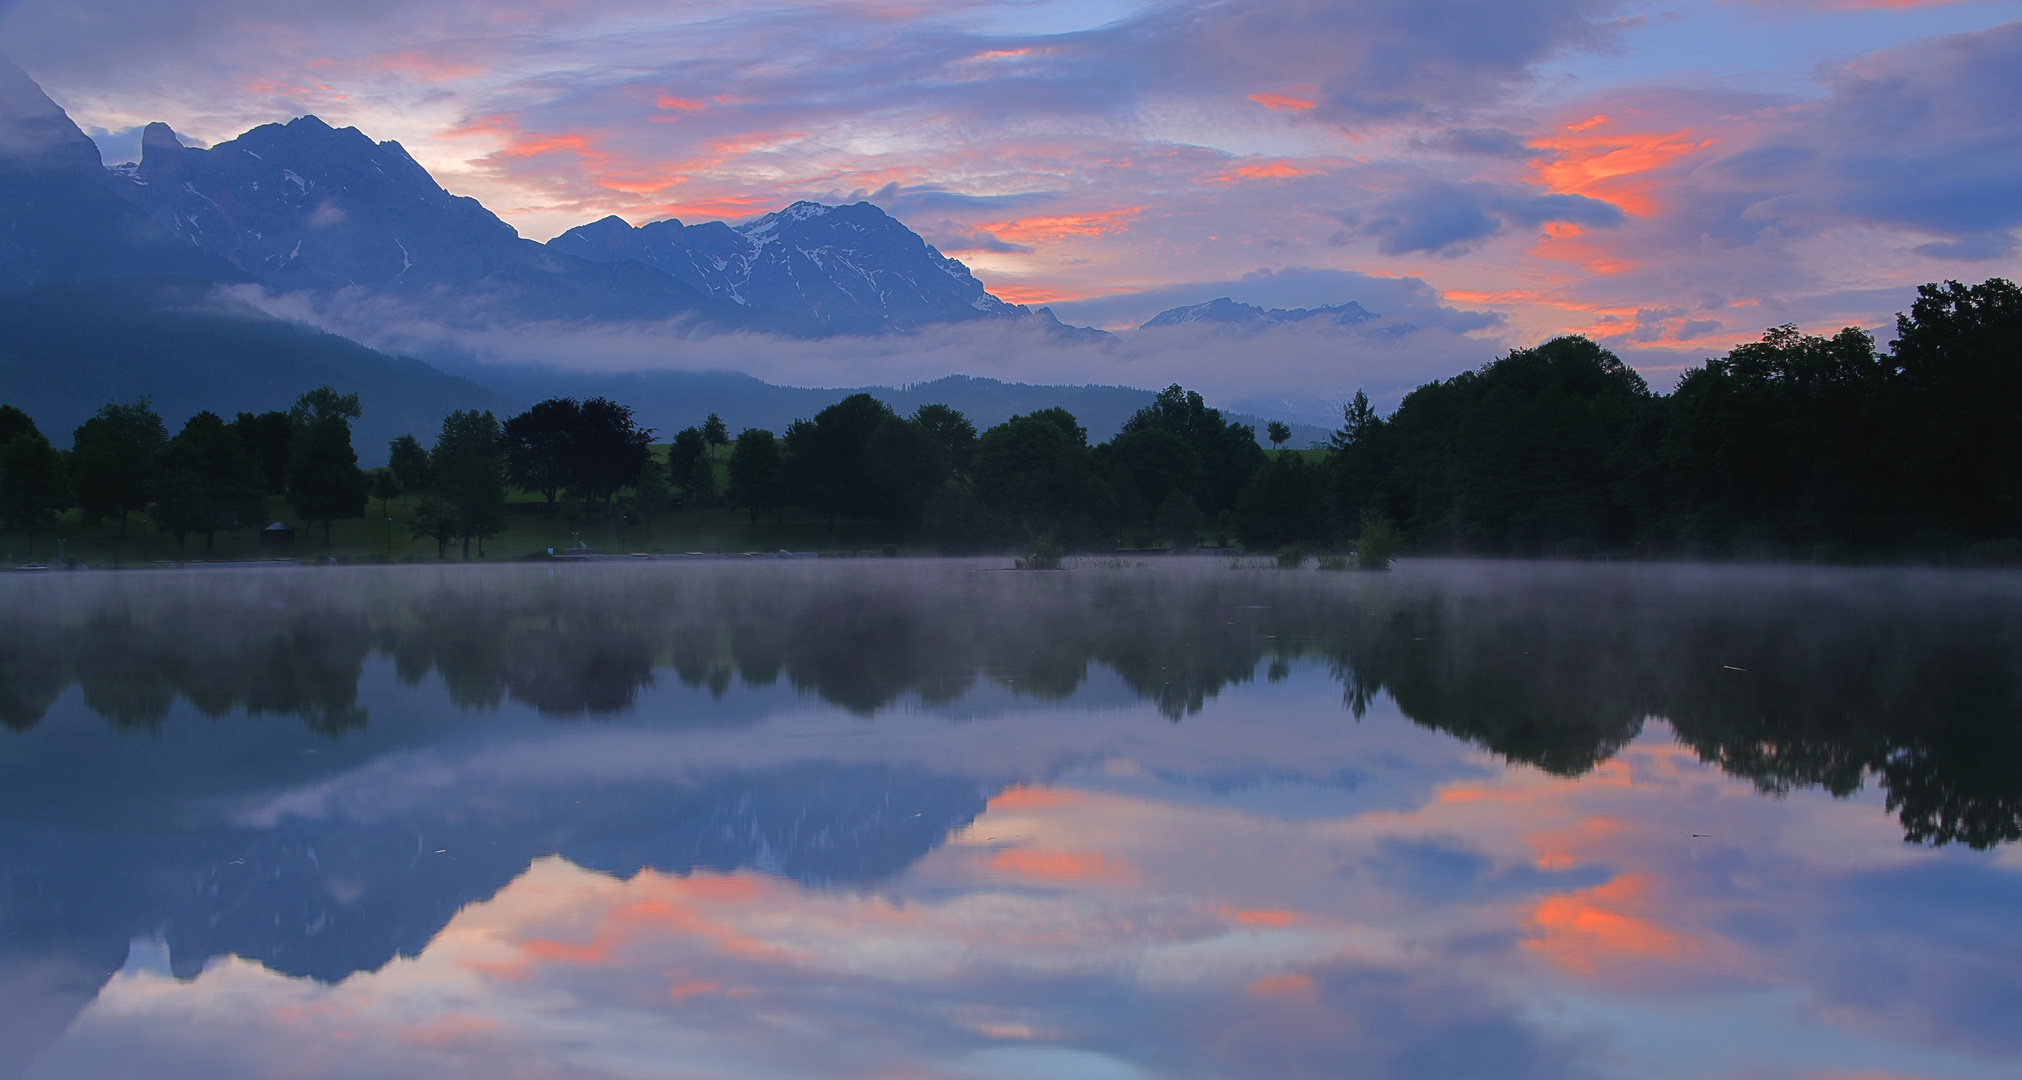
[971,408,1111,546]
[285,386,367,545]
[153,411,265,552]
[231,410,294,495]
[388,433,434,493]
[0,414,68,556]
[784,393,893,533]
[431,409,508,557]
[726,428,786,532]
[571,397,653,514]
[71,398,166,538]
[501,398,578,514]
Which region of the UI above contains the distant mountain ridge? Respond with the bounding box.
[1141,296,1378,330]
[549,202,1058,334]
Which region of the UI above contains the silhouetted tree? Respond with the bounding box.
[153,411,265,552]
[0,419,67,556]
[1267,420,1292,449]
[431,409,508,557]
[231,410,294,495]
[702,412,729,459]
[501,398,578,514]
[726,428,786,532]
[284,386,366,545]
[669,426,709,499]
[784,393,892,534]
[388,433,433,493]
[971,408,1111,547]
[71,397,166,538]
[570,397,653,514]
[911,404,977,477]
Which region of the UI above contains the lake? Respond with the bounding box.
[2,558,2019,1080]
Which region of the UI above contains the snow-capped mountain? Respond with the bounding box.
[1141,296,1378,330]
[0,60,1095,338]
[0,56,241,289]
[106,116,734,326]
[547,201,1024,333]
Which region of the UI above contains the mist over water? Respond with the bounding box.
[3,560,2019,1079]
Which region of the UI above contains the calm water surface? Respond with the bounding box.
[2,559,2019,1079]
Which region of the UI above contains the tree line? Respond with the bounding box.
[1,277,2015,560]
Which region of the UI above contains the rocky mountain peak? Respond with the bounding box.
[0,55,104,173]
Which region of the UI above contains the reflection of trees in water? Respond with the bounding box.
[2,565,2018,845]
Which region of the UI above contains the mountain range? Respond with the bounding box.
[0,57,1342,451]
[1140,296,1378,330]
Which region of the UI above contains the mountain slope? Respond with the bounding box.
[103,117,754,328]
[0,277,514,463]
[0,57,245,289]
[548,201,1027,333]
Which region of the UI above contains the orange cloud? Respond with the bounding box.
[656,95,705,111]
[1525,873,1686,975]
[981,208,1141,245]
[985,284,1098,306]
[1530,116,1713,217]
[1218,906,1301,927]
[1202,160,1320,185]
[1247,972,1317,999]
[1250,92,1317,113]
[987,786,1073,813]
[987,848,1134,884]
[497,872,804,979]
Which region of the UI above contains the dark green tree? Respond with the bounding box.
[1234,450,1324,550]
[669,427,709,498]
[388,433,434,493]
[431,409,508,558]
[726,428,786,532]
[71,398,167,538]
[1882,277,2022,542]
[231,410,294,495]
[570,397,653,515]
[0,405,37,447]
[153,411,265,552]
[1267,420,1292,449]
[784,394,893,534]
[0,422,68,556]
[501,398,578,514]
[971,409,1111,547]
[1096,427,1200,537]
[911,404,978,477]
[702,413,730,459]
[1667,324,1882,550]
[1378,336,1652,553]
[1119,385,1265,516]
[284,387,367,545]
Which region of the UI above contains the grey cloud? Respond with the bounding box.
[916,222,1034,255]
[1422,127,1538,158]
[1359,181,1623,256]
[1090,0,1624,125]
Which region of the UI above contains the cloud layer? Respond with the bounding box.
[2,0,2018,394]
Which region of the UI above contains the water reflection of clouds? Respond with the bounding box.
[32,686,2021,1080]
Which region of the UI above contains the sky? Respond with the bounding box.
[3,0,2020,399]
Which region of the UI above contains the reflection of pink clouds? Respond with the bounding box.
[986,848,1136,884]
[1525,873,1687,975]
